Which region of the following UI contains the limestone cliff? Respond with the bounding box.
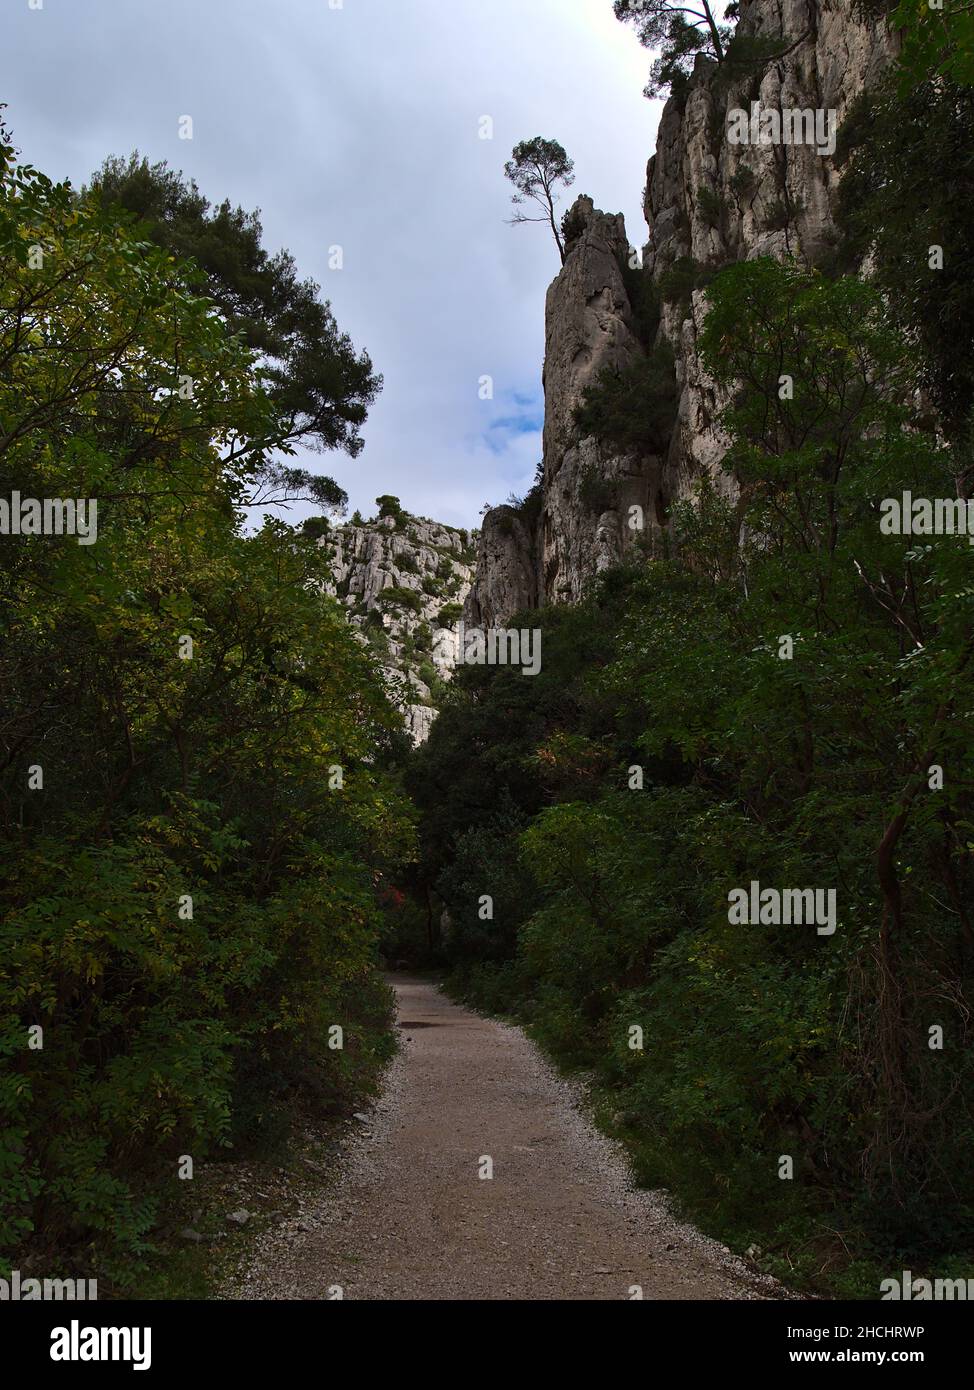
[466,0,896,624]
[317,507,475,743]
[463,505,537,627]
[540,196,651,605]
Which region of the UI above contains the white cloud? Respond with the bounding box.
[4,0,661,528]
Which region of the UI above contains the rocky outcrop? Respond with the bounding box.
[647,0,896,510]
[539,196,656,604]
[462,505,536,627]
[541,196,640,465]
[318,509,475,743]
[467,194,661,618]
[466,0,896,624]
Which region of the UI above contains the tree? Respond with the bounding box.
[837,74,974,440]
[0,121,413,1279]
[888,0,974,90]
[302,515,332,541]
[84,153,383,514]
[376,494,405,523]
[408,255,974,1288]
[504,138,575,264]
[613,0,737,98]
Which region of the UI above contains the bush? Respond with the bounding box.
[728,166,757,204]
[302,515,331,541]
[376,495,406,525]
[577,464,618,515]
[377,585,424,614]
[696,185,725,229]
[436,602,463,627]
[574,342,677,457]
[0,134,413,1285]
[657,255,699,306]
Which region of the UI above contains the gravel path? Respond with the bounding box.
[228,975,778,1301]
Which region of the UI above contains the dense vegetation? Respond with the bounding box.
[0,119,413,1289]
[3,0,971,1304]
[407,53,974,1291]
[86,153,381,488]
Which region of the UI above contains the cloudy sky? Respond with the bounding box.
[4,0,665,529]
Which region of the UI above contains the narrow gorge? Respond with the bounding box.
[4,0,973,1328]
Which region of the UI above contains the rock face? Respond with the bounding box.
[648,0,895,512]
[318,509,475,743]
[463,506,536,627]
[540,196,653,605]
[466,0,896,623]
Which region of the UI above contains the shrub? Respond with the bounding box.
[378,585,424,614]
[376,495,406,525]
[658,255,699,306]
[577,464,618,515]
[574,342,677,457]
[696,185,725,229]
[302,515,331,541]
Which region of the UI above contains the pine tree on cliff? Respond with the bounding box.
[504,138,575,264]
[614,0,738,97]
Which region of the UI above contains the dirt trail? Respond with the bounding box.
[231,976,774,1301]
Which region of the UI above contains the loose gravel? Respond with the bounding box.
[225,975,785,1302]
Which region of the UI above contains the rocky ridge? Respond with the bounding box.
[316,505,476,743]
[465,0,897,626]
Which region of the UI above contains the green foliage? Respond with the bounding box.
[504,137,575,263]
[302,515,331,542]
[619,260,661,349]
[761,195,804,232]
[436,602,463,627]
[0,128,413,1283]
[505,460,545,532]
[378,585,424,615]
[375,494,406,525]
[574,343,677,457]
[837,73,974,435]
[727,165,757,203]
[577,465,618,515]
[614,1,736,99]
[409,259,974,1293]
[889,0,974,90]
[84,149,382,509]
[657,255,700,306]
[716,30,795,92]
[695,184,725,229]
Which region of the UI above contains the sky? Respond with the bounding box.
[2,0,664,530]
